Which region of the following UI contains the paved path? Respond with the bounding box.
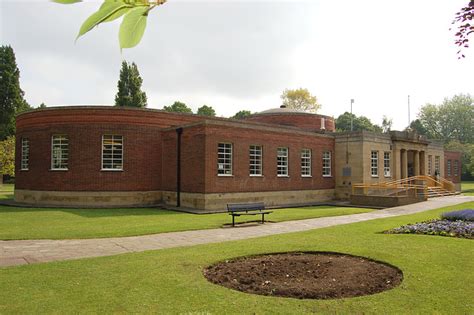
[1,195,472,268]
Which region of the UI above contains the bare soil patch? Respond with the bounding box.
[204,252,403,299]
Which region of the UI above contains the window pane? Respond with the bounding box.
[218,143,232,175]
[102,135,123,170]
[51,135,69,170]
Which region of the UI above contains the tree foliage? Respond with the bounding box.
[418,94,473,143]
[0,46,31,141]
[163,101,193,113]
[452,1,474,58]
[408,119,429,136]
[381,115,393,133]
[232,110,252,119]
[280,88,321,113]
[0,136,15,177]
[335,112,382,133]
[52,0,167,49]
[196,105,216,117]
[115,61,147,108]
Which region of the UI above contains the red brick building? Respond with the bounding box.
[14,106,461,210]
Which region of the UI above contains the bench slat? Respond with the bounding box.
[227,202,265,212]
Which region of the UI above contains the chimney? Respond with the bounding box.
[321,117,326,130]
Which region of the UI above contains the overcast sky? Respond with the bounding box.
[1,0,473,130]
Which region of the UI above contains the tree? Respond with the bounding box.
[163,101,193,113]
[0,45,31,141]
[0,136,15,177]
[38,103,47,108]
[115,61,147,108]
[196,105,216,117]
[418,94,473,143]
[335,112,382,132]
[452,1,474,58]
[232,110,252,119]
[280,88,321,113]
[408,119,428,136]
[381,116,393,133]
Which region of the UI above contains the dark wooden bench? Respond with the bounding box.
[227,202,272,227]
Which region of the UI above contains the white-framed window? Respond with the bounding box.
[51,135,69,170]
[102,135,123,170]
[277,147,289,177]
[322,151,331,177]
[447,160,452,177]
[21,138,29,170]
[249,145,262,176]
[435,156,440,174]
[301,149,311,177]
[454,160,459,176]
[371,151,379,177]
[383,152,391,177]
[428,155,432,175]
[218,143,232,176]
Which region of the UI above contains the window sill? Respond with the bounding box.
[50,169,68,171]
[301,175,312,178]
[277,175,290,178]
[217,174,233,177]
[20,169,29,171]
[323,175,332,178]
[371,175,379,178]
[250,175,263,177]
[101,169,124,172]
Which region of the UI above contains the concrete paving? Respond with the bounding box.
[1,195,472,268]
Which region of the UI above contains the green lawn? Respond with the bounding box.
[0,205,371,240]
[0,202,472,314]
[0,184,13,200]
[462,181,474,196]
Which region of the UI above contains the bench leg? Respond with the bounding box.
[261,213,265,224]
[232,215,235,227]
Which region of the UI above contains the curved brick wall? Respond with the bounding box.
[244,113,335,133]
[15,107,202,193]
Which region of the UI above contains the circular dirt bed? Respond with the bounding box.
[204,252,403,299]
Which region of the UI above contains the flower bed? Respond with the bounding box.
[441,209,474,221]
[385,209,474,239]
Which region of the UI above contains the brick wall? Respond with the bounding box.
[444,151,462,183]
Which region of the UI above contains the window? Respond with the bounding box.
[428,155,432,175]
[447,160,452,177]
[454,160,459,176]
[277,147,288,176]
[301,149,311,177]
[51,135,69,170]
[102,135,123,170]
[383,152,391,177]
[21,138,29,170]
[435,156,440,174]
[371,151,379,177]
[218,143,232,176]
[249,145,262,176]
[322,151,331,177]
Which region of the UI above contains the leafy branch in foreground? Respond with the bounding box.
[452,0,474,58]
[51,0,167,49]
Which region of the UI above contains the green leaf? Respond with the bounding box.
[119,7,149,49]
[51,0,82,3]
[77,1,132,39]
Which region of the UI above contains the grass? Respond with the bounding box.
[0,201,472,314]
[462,181,474,196]
[0,205,371,240]
[0,183,13,200]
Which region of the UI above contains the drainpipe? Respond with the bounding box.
[176,127,183,207]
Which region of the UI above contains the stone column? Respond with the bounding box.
[419,151,426,175]
[401,149,408,179]
[414,150,420,176]
[393,148,400,179]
